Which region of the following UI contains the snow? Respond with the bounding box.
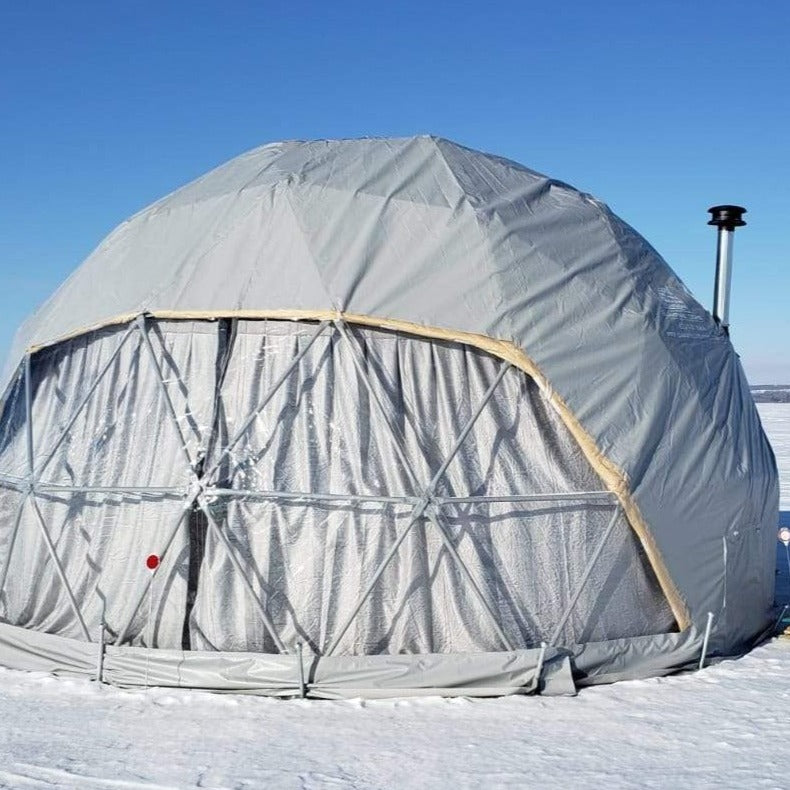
[758,403,790,510]
[2,644,790,789]
[0,405,789,790]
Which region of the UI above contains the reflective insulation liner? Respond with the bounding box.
[1,318,675,693]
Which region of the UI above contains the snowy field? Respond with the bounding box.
[0,405,788,790]
[760,403,790,514]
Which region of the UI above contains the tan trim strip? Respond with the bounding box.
[27,308,690,630]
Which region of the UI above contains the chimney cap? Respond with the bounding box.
[708,205,747,230]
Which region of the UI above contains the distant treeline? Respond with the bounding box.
[751,385,790,403]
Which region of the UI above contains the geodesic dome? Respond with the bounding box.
[0,136,778,696]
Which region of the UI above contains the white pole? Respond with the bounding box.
[773,604,789,634]
[698,612,714,670]
[296,642,307,699]
[144,559,159,689]
[95,597,107,684]
[531,642,547,694]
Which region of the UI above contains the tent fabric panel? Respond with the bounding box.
[0,619,711,696]
[0,370,26,481]
[0,620,97,677]
[10,306,776,646]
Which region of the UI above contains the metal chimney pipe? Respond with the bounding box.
[708,204,746,334]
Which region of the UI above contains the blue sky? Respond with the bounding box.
[1,1,788,381]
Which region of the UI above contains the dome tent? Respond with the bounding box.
[0,136,777,697]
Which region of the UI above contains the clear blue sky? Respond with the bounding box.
[1,1,788,381]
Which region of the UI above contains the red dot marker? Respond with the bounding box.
[146,554,160,571]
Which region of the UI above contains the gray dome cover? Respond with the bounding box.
[0,136,778,692]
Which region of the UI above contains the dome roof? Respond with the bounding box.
[8,134,708,362]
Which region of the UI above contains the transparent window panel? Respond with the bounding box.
[0,484,25,603]
[1,490,188,647]
[438,500,676,647]
[138,320,220,467]
[31,324,209,490]
[211,322,415,497]
[0,318,677,657]
[191,497,512,656]
[190,497,438,654]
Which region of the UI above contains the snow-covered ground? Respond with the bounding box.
[759,403,790,512]
[0,406,788,790]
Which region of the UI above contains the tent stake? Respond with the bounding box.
[773,604,789,634]
[698,612,714,670]
[96,598,107,683]
[531,641,547,694]
[296,642,307,699]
